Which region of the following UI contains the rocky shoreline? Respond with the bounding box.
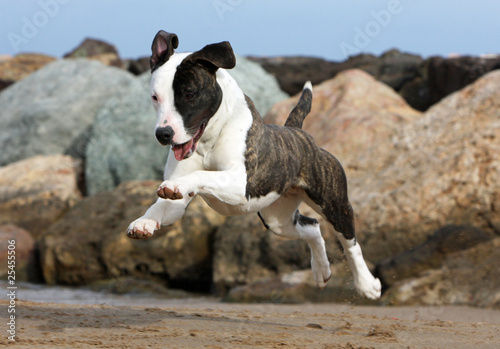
[0,38,499,309]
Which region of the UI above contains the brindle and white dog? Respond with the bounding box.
[127,31,381,299]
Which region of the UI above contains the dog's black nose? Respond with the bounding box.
[155,126,175,145]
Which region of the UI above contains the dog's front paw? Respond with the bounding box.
[157,180,195,200]
[127,218,160,239]
[355,274,382,300]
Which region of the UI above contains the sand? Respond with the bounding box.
[1,299,499,348]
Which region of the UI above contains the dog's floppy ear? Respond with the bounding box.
[150,30,179,72]
[188,41,236,73]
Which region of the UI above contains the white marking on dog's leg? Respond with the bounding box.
[127,198,189,239]
[336,234,381,299]
[259,195,332,289]
[297,222,331,289]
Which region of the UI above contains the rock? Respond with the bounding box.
[382,237,500,308]
[64,38,119,57]
[64,37,122,68]
[335,50,424,91]
[264,69,499,285]
[0,224,38,282]
[428,55,500,106]
[0,55,11,63]
[230,54,289,115]
[250,50,425,110]
[398,74,430,112]
[85,72,167,195]
[212,214,309,295]
[375,225,493,288]
[0,59,137,166]
[252,51,500,112]
[64,38,122,67]
[39,180,226,290]
[0,155,82,238]
[85,53,123,68]
[126,56,150,75]
[0,53,56,91]
[351,70,500,263]
[212,214,345,295]
[265,69,421,177]
[88,276,194,298]
[225,265,372,305]
[248,56,339,96]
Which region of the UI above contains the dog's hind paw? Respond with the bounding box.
[355,275,382,300]
[312,258,332,290]
[127,218,160,239]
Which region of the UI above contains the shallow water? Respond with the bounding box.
[0,280,217,307]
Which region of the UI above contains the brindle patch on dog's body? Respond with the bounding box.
[243,95,355,239]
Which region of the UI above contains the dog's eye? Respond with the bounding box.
[185,93,195,100]
[151,95,158,102]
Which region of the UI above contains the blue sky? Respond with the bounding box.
[1,0,499,61]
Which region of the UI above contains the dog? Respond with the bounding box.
[127,30,382,300]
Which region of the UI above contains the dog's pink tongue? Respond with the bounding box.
[172,139,194,161]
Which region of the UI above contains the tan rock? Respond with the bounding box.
[0,155,82,238]
[86,53,123,68]
[39,180,226,288]
[0,53,56,91]
[264,69,421,176]
[352,70,500,262]
[0,55,12,63]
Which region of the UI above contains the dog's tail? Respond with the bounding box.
[284,81,312,129]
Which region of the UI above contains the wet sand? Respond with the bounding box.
[1,299,499,348]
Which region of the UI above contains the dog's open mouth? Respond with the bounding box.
[171,122,207,161]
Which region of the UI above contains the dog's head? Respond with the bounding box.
[149,30,236,161]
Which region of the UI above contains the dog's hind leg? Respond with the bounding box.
[258,193,332,289]
[329,203,381,300]
[304,151,381,299]
[305,195,381,299]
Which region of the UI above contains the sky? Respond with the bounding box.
[1,0,499,62]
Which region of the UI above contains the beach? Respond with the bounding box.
[2,298,499,348]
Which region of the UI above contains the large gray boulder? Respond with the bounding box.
[230,54,288,116]
[0,59,136,166]
[85,72,168,195]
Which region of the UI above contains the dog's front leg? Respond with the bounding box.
[127,196,190,239]
[157,169,247,206]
